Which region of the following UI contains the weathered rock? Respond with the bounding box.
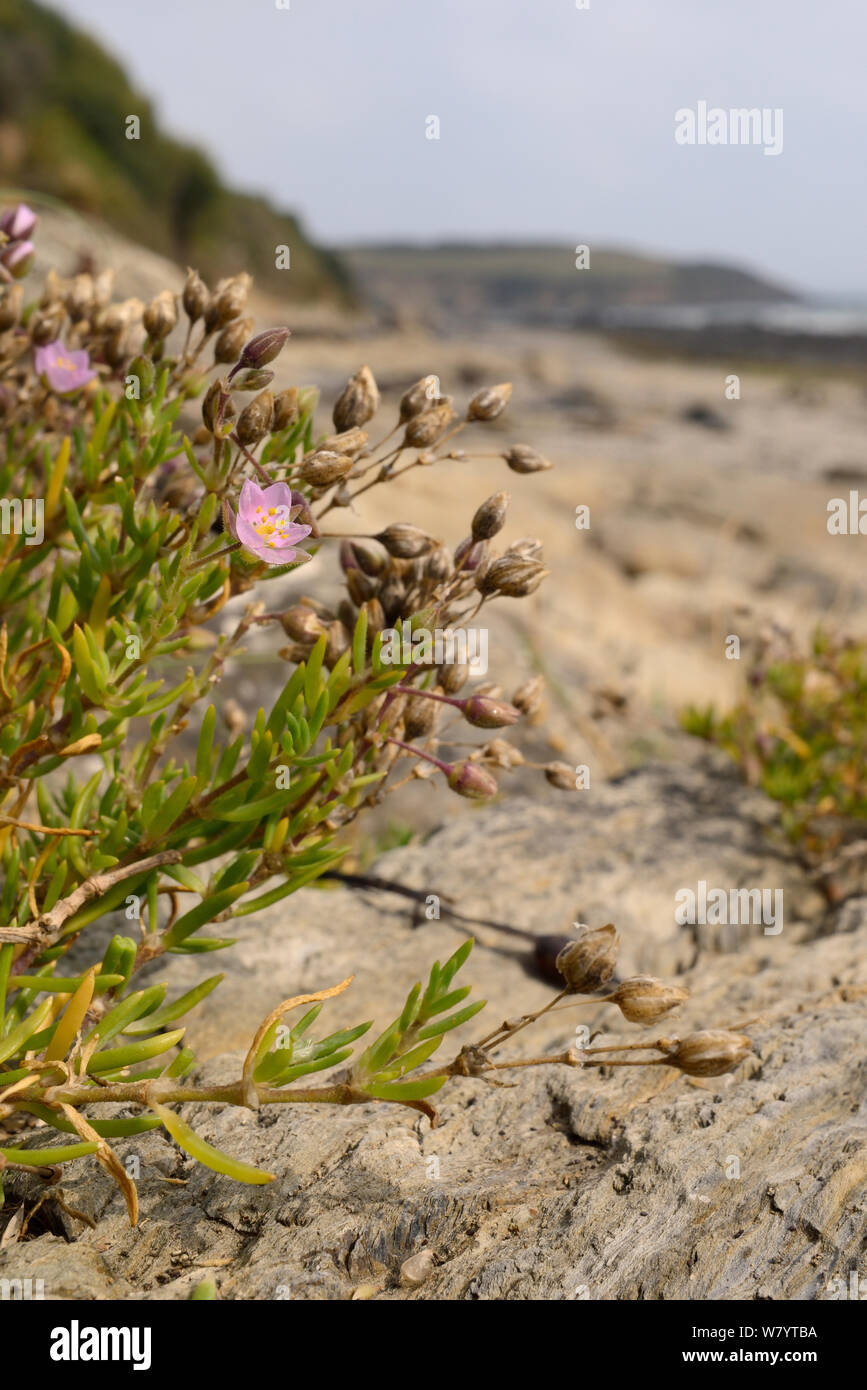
[1,764,862,1302]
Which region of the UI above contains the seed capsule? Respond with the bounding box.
[214,316,255,365]
[399,376,439,421]
[280,606,327,643]
[609,976,689,1025]
[476,555,549,598]
[143,289,178,340]
[467,382,512,421]
[299,450,354,488]
[333,365,379,431]
[544,762,576,791]
[403,398,454,448]
[322,426,368,455]
[664,1030,753,1077]
[0,284,22,330]
[183,268,209,322]
[555,922,619,994]
[235,389,274,446]
[273,388,299,431]
[471,491,510,542]
[512,675,544,718]
[375,524,436,559]
[503,444,552,474]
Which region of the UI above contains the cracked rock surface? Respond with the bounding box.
[1,759,864,1301]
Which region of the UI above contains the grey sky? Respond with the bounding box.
[46,0,867,296]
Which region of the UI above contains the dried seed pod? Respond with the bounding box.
[482,737,525,769]
[214,316,255,365]
[543,761,576,791]
[379,577,407,620]
[555,922,619,994]
[467,382,512,421]
[404,695,440,739]
[346,567,379,606]
[0,284,22,331]
[347,539,388,576]
[471,490,510,542]
[362,597,386,634]
[508,536,544,561]
[183,268,209,323]
[399,375,439,422]
[462,696,521,729]
[333,365,379,431]
[425,545,453,582]
[375,524,436,559]
[324,620,351,667]
[66,274,94,322]
[321,426,368,455]
[28,305,65,345]
[438,661,469,694]
[98,297,143,334]
[235,389,274,446]
[202,378,233,433]
[609,976,689,1025]
[512,674,545,718]
[299,450,354,488]
[231,368,275,392]
[664,1030,753,1077]
[213,273,251,327]
[503,443,552,474]
[476,555,548,598]
[143,289,178,340]
[403,398,455,448]
[92,269,115,310]
[447,760,499,800]
[273,388,299,432]
[280,605,327,643]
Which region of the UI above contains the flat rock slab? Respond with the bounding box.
[1,764,862,1301]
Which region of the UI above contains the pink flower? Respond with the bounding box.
[227,479,313,566]
[0,204,37,241]
[34,340,96,395]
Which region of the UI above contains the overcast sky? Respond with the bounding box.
[46,0,867,296]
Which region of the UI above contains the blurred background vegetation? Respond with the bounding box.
[0,0,354,303]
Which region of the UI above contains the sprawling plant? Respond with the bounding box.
[0,204,752,1222]
[682,624,867,872]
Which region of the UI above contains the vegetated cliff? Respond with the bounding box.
[0,0,354,304]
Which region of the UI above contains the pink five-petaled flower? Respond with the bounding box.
[34,340,96,395]
[227,479,313,567]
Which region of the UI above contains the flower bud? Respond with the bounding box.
[143,289,178,340]
[512,674,545,718]
[453,537,485,571]
[664,1030,753,1077]
[461,695,521,729]
[467,382,512,422]
[503,444,552,474]
[2,240,35,278]
[273,388,299,431]
[447,760,499,800]
[299,450,354,488]
[183,268,209,322]
[544,762,576,791]
[403,399,454,448]
[235,389,274,446]
[609,976,689,1025]
[471,490,510,542]
[555,922,619,994]
[127,354,156,400]
[375,524,436,559]
[333,365,379,431]
[214,316,255,365]
[236,327,290,372]
[399,375,439,422]
[0,203,37,241]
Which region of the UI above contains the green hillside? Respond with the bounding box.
[0,0,353,303]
